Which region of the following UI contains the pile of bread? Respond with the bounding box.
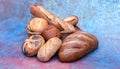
[22,4,98,62]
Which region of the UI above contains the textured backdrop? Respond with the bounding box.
[0,0,120,69]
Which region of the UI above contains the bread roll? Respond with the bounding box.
[63,16,78,25]
[26,18,48,35]
[41,25,62,40]
[37,37,62,62]
[22,35,45,56]
[58,31,98,62]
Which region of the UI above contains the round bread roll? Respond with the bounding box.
[22,35,45,56]
[41,25,62,40]
[58,30,98,62]
[28,17,48,33]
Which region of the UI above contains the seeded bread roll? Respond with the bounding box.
[58,31,98,62]
[41,25,62,40]
[22,35,45,56]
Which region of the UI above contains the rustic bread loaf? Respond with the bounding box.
[58,30,98,62]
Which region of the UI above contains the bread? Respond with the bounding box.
[30,5,76,33]
[27,18,48,34]
[22,35,45,56]
[58,30,98,62]
[63,16,78,25]
[41,25,62,40]
[37,37,62,62]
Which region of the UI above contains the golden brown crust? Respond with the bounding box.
[63,16,78,25]
[30,5,76,33]
[37,37,62,62]
[26,18,48,35]
[58,31,98,62]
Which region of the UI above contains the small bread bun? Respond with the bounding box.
[28,18,48,33]
[41,25,62,40]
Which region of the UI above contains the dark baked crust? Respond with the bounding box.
[41,25,62,40]
[58,30,98,62]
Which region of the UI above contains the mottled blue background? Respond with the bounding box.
[0,0,120,69]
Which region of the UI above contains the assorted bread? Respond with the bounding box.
[22,4,98,62]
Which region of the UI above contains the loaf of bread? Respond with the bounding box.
[37,37,62,62]
[58,30,98,62]
[41,25,62,40]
